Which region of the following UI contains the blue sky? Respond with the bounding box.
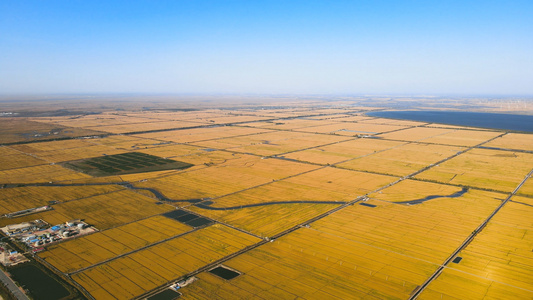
[1,0,532,95]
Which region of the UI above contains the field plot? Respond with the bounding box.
[135,155,317,202]
[369,179,468,203]
[337,142,464,177]
[517,177,533,198]
[0,185,124,215]
[196,131,350,156]
[0,189,173,229]
[419,200,533,299]
[180,227,437,300]
[0,118,103,144]
[377,126,454,142]
[86,135,165,150]
[0,146,48,170]
[90,120,202,134]
[418,129,501,147]
[192,202,340,237]
[10,139,125,163]
[36,113,169,128]
[281,138,404,165]
[136,143,206,158]
[313,188,502,266]
[190,168,395,236]
[0,164,90,184]
[41,215,192,273]
[239,119,336,131]
[72,224,260,300]
[483,132,533,151]
[416,148,533,192]
[133,126,272,144]
[360,117,426,126]
[63,152,193,176]
[293,122,407,136]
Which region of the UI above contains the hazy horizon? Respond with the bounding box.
[1,0,532,95]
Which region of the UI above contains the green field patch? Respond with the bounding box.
[63,152,193,176]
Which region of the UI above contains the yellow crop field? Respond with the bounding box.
[41,215,192,273]
[483,132,533,151]
[313,188,502,265]
[337,142,464,177]
[294,122,407,136]
[133,126,272,144]
[10,139,125,163]
[378,126,453,142]
[420,201,533,299]
[206,131,350,156]
[0,164,90,184]
[0,185,124,215]
[281,138,405,165]
[517,177,533,198]
[0,146,48,170]
[89,135,167,150]
[420,129,502,147]
[0,189,173,229]
[361,118,426,126]
[73,224,260,300]
[135,155,317,201]
[91,120,201,134]
[239,119,334,131]
[136,143,205,158]
[190,203,339,237]
[369,179,466,203]
[416,148,533,192]
[181,228,438,300]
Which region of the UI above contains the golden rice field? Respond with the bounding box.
[419,200,533,299]
[133,126,272,144]
[41,215,192,273]
[135,155,317,202]
[281,138,405,165]
[337,142,465,177]
[72,224,260,300]
[181,227,437,300]
[198,131,350,156]
[369,179,467,203]
[416,148,533,192]
[0,164,91,184]
[190,203,340,237]
[0,118,102,143]
[0,146,48,170]
[314,189,502,265]
[483,132,533,151]
[2,105,533,300]
[0,185,124,215]
[0,189,173,229]
[293,122,407,136]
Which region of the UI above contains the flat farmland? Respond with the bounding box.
[190,202,340,237]
[133,126,272,144]
[72,224,260,300]
[0,189,173,229]
[419,200,533,299]
[0,164,91,184]
[0,118,103,144]
[337,142,465,177]
[293,122,408,136]
[483,132,533,151]
[11,139,125,163]
[2,103,533,300]
[239,119,337,131]
[41,215,192,273]
[0,185,123,215]
[181,228,438,300]
[281,138,405,165]
[196,131,350,156]
[135,155,317,202]
[416,148,533,192]
[312,190,502,265]
[0,146,48,170]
